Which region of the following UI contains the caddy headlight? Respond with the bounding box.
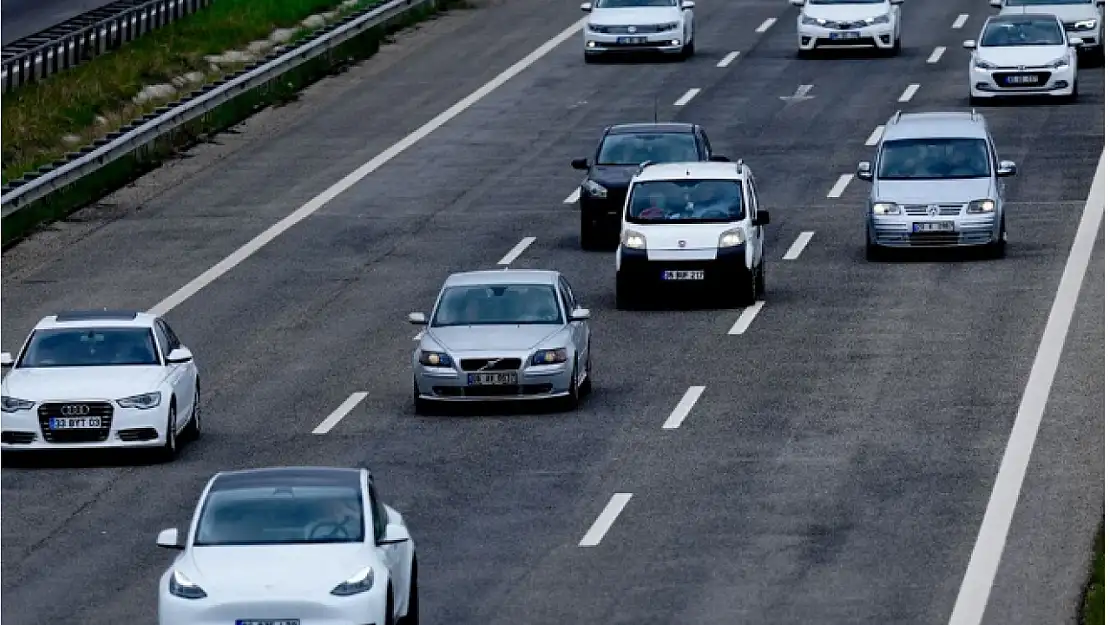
[718,228,745,248]
[871,202,901,215]
[117,391,161,409]
[1074,19,1098,30]
[867,14,890,25]
[622,230,647,249]
[531,348,568,366]
[974,57,998,70]
[583,179,607,199]
[801,15,824,26]
[1,396,34,413]
[331,567,374,597]
[587,23,606,32]
[419,351,453,367]
[967,199,996,214]
[169,570,207,599]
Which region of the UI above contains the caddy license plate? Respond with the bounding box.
[48,416,103,430]
[236,620,300,625]
[617,36,647,44]
[1005,74,1039,85]
[912,221,955,233]
[662,270,705,281]
[467,372,518,386]
[830,31,860,39]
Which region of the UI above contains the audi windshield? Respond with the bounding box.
[16,328,161,368]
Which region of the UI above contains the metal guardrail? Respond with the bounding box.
[2,0,214,93]
[1,0,436,215]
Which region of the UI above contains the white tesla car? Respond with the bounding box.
[965,13,1081,103]
[791,0,904,57]
[581,0,696,62]
[157,466,419,625]
[0,309,200,461]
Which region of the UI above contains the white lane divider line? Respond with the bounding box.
[865,125,885,146]
[728,301,765,335]
[927,46,946,64]
[827,173,853,198]
[946,150,1105,625]
[564,187,580,204]
[662,386,706,430]
[755,17,776,33]
[898,83,920,102]
[497,236,537,265]
[413,331,424,340]
[312,392,369,435]
[782,231,815,260]
[952,13,968,29]
[579,493,633,547]
[674,88,701,106]
[717,51,741,68]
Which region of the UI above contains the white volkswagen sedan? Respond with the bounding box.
[0,309,200,461]
[581,0,696,62]
[791,0,903,57]
[965,13,1081,103]
[156,466,419,625]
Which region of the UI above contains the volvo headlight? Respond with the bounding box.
[871,202,901,215]
[974,57,997,70]
[1,396,34,413]
[967,199,996,214]
[531,348,568,366]
[117,391,162,409]
[583,179,607,199]
[419,351,453,367]
[331,567,375,597]
[718,228,745,248]
[1074,19,1098,30]
[867,14,891,25]
[169,570,207,599]
[622,230,646,249]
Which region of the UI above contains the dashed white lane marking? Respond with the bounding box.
[662,386,706,429]
[865,125,885,146]
[579,493,633,547]
[827,173,854,198]
[755,17,776,33]
[898,83,920,102]
[727,301,765,335]
[413,331,424,340]
[947,150,1105,624]
[497,236,537,265]
[145,16,591,316]
[782,231,815,260]
[717,51,741,67]
[952,13,968,29]
[312,392,369,435]
[674,88,701,106]
[565,187,581,204]
[927,46,946,64]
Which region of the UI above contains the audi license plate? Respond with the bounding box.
[662,270,705,281]
[48,417,103,430]
[830,31,860,39]
[617,36,647,44]
[467,372,518,386]
[236,620,300,625]
[1004,74,1039,85]
[912,221,955,233]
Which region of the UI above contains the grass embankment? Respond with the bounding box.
[1081,522,1105,625]
[2,0,371,184]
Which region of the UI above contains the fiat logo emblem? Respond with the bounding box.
[678,240,686,248]
[61,404,90,416]
[627,26,637,33]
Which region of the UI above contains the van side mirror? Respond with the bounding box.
[407,312,427,325]
[856,161,874,181]
[997,160,1017,177]
[962,40,977,50]
[681,0,695,8]
[753,210,770,226]
[157,527,184,550]
[989,0,1002,7]
[580,2,592,11]
[0,352,12,367]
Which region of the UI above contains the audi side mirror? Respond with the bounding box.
[166,347,193,364]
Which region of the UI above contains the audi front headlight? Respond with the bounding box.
[331,567,374,597]
[1074,19,1098,30]
[718,228,745,248]
[622,230,647,249]
[967,199,996,214]
[871,202,901,216]
[419,351,453,367]
[1,396,34,413]
[117,391,161,409]
[169,570,207,600]
[583,179,607,199]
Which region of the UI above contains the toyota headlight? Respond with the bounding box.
[622,230,647,249]
[1,396,34,413]
[117,391,162,410]
[531,348,568,366]
[331,567,375,597]
[974,57,998,70]
[967,199,996,214]
[1074,19,1098,30]
[583,179,607,199]
[419,351,453,367]
[867,14,891,25]
[871,202,901,215]
[718,228,745,248]
[169,570,207,599]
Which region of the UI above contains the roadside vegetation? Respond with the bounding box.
[1081,522,1104,625]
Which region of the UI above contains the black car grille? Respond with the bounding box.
[592,24,673,34]
[37,401,114,443]
[992,71,1050,88]
[907,232,960,246]
[460,358,523,372]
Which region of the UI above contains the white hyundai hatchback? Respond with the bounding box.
[581,0,696,62]
[792,0,904,57]
[964,13,1081,103]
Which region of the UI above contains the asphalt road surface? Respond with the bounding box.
[1,0,120,44]
[1,0,1104,623]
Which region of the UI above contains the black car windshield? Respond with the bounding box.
[432,284,562,326]
[981,19,1064,46]
[193,485,365,546]
[597,132,699,165]
[17,327,160,368]
[595,0,676,7]
[877,138,991,180]
[1005,0,1092,4]
[627,179,745,224]
[809,0,885,4]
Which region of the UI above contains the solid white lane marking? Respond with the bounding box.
[662,386,706,430]
[782,231,814,260]
[755,17,776,33]
[580,493,633,547]
[674,88,701,106]
[717,51,741,68]
[145,16,591,316]
[865,125,885,146]
[727,301,765,335]
[898,83,920,102]
[497,236,537,265]
[952,13,968,29]
[927,46,946,64]
[947,150,1105,625]
[312,392,369,435]
[564,187,581,203]
[827,173,853,198]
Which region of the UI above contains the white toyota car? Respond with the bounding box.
[792,0,903,57]
[156,466,419,625]
[581,0,696,62]
[0,309,200,461]
[964,13,1081,103]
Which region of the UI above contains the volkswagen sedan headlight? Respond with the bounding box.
[718,228,745,248]
[867,14,890,25]
[1074,19,1098,30]
[169,570,207,599]
[1,396,34,413]
[117,392,162,409]
[331,567,374,597]
[872,202,901,215]
[419,351,453,367]
[583,179,607,198]
[967,199,996,214]
[974,57,998,70]
[658,21,680,31]
[531,348,568,366]
[622,230,647,249]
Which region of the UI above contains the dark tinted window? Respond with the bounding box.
[627,179,745,224]
[432,284,563,326]
[597,133,699,165]
[981,19,1064,46]
[877,138,991,180]
[1005,0,1092,5]
[19,327,160,368]
[194,485,364,546]
[810,0,885,4]
[595,0,676,6]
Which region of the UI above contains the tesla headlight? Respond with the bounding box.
[872,202,901,215]
[801,15,824,26]
[974,57,998,70]
[419,350,453,367]
[718,228,745,248]
[658,21,680,31]
[583,179,607,198]
[531,348,568,366]
[1,396,34,413]
[1074,19,1098,30]
[622,230,647,249]
[331,567,375,597]
[967,199,996,213]
[169,570,207,599]
[866,14,890,25]
[117,391,162,409]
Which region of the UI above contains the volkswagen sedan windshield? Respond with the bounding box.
[432,284,562,327]
[193,485,365,546]
[981,19,1064,46]
[877,138,991,180]
[627,179,745,224]
[597,133,699,165]
[18,327,160,368]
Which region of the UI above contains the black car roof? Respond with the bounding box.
[607,122,696,135]
[210,466,362,492]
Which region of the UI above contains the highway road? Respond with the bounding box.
[0,0,1103,623]
[1,0,120,44]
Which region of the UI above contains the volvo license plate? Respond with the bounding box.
[467,372,518,386]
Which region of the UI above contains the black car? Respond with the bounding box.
[571,122,729,249]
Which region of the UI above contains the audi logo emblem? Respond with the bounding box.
[60,404,91,416]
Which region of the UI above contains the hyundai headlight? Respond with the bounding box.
[117,391,162,410]
[583,179,607,198]
[1051,56,1070,69]
[169,570,207,600]
[622,230,647,249]
[718,228,745,248]
[1,396,34,413]
[331,567,374,597]
[967,199,996,214]
[867,14,891,25]
[1074,19,1098,30]
[531,348,568,366]
[974,57,997,70]
[419,350,453,367]
[872,202,901,215]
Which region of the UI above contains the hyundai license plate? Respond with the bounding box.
[662,270,705,280]
[236,620,300,625]
[1005,74,1038,85]
[48,417,102,430]
[617,36,647,44]
[468,372,518,386]
[830,31,860,39]
[912,221,955,233]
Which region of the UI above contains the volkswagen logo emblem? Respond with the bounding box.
[61,404,90,416]
[627,26,637,33]
[1017,65,1026,70]
[927,204,940,217]
[678,240,686,248]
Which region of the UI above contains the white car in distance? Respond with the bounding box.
[0,309,200,461]
[792,0,904,57]
[964,13,1081,104]
[581,0,696,63]
[993,0,1104,59]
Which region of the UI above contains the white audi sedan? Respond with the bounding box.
[0,309,200,461]
[792,0,904,57]
[156,466,419,625]
[581,0,696,62]
[965,13,1081,103]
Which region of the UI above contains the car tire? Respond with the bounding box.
[1065,75,1079,102]
[615,274,637,310]
[797,47,814,59]
[580,215,603,250]
[579,345,593,397]
[754,260,766,298]
[987,217,1007,259]
[399,558,419,625]
[385,584,396,625]
[155,402,178,463]
[183,382,201,442]
[584,51,599,64]
[865,237,884,262]
[413,381,433,416]
[737,266,757,307]
[682,33,695,58]
[968,93,983,106]
[559,358,581,411]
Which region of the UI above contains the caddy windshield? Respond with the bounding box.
[626,179,745,224]
[877,137,991,180]
[432,284,563,326]
[981,19,1064,46]
[597,133,699,165]
[17,327,160,368]
[193,485,365,546]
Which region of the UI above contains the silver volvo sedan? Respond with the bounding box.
[408,269,593,412]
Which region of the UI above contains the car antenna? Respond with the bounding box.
[652,94,658,123]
